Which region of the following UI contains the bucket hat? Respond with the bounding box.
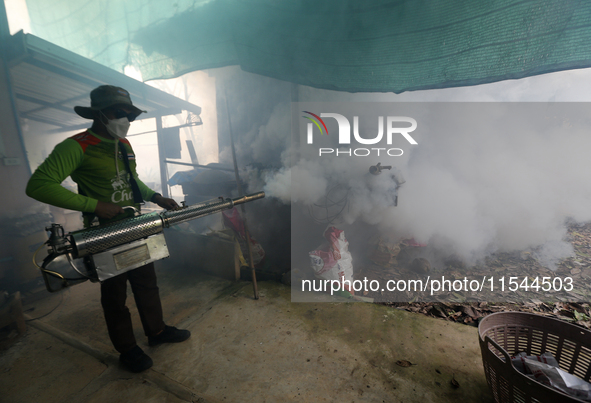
[74,85,146,119]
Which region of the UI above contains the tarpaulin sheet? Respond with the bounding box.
[24,0,591,93]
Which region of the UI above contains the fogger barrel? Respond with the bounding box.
[71,192,265,258]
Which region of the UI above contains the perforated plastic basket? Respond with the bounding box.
[479,312,591,403]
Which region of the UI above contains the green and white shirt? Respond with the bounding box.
[26,129,157,226]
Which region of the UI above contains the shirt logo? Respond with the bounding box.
[111,176,128,190]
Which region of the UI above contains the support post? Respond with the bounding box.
[156,116,169,198]
[224,90,258,300]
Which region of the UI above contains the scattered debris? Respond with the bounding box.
[368,237,401,269]
[409,258,431,274]
[386,300,591,330]
[361,223,591,330]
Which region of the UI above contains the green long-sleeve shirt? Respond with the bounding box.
[26,129,157,226]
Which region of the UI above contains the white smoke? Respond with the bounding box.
[219,65,591,269]
[261,102,591,267]
[263,162,327,205]
[220,102,292,168]
[378,105,591,263]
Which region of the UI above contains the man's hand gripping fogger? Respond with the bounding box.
[94,195,180,219]
[152,194,180,210]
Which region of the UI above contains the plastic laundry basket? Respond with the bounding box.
[479,311,591,403]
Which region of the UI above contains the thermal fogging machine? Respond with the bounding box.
[36,192,265,292]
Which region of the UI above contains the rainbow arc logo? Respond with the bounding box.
[302,111,328,136]
[301,110,417,157]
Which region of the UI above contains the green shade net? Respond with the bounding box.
[24,0,591,93]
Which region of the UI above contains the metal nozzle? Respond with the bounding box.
[233,191,265,205]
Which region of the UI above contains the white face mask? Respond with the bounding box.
[105,116,131,139]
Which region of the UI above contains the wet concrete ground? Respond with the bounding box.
[0,263,493,402]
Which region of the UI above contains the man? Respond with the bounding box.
[26,85,190,373]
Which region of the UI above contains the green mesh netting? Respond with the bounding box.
[24,0,591,93]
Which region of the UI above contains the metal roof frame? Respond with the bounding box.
[5,31,202,131]
[4,31,204,197]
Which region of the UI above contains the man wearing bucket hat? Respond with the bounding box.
[26,85,190,373]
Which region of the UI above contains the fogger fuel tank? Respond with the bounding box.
[39,192,265,292]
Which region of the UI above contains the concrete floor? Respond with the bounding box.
[0,263,493,403]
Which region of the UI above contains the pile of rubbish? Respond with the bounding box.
[510,352,591,401]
